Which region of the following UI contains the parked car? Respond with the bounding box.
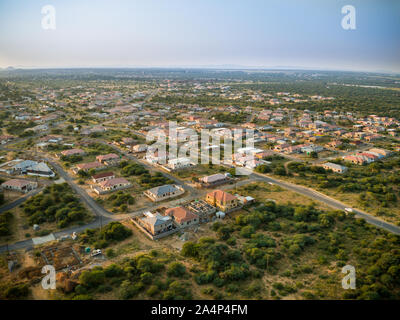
[91,249,102,257]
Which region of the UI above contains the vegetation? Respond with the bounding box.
[79,222,132,249]
[22,183,90,228]
[286,156,400,221]
[0,212,13,237]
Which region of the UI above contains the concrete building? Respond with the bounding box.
[144,184,185,202]
[1,179,38,193]
[205,190,240,213]
[322,162,348,174]
[165,206,199,229]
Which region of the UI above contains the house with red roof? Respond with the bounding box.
[92,177,131,194]
[96,153,120,165]
[205,190,240,213]
[91,172,115,183]
[75,161,105,172]
[165,206,199,228]
[1,179,38,193]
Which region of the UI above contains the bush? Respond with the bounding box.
[79,269,106,288]
[240,225,255,238]
[80,222,132,248]
[163,281,192,300]
[23,183,88,227]
[4,284,30,299]
[0,211,13,237]
[104,264,124,278]
[140,272,153,285]
[167,262,186,277]
[105,248,116,258]
[146,285,159,297]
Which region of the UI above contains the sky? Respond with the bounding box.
[0,0,399,72]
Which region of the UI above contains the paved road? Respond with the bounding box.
[47,159,113,218]
[0,216,110,254]
[208,154,400,235]
[0,187,43,214]
[250,172,400,235]
[2,140,399,254]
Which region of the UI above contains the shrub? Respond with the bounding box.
[167,262,186,277]
[4,284,30,299]
[79,269,106,288]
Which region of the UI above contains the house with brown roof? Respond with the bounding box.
[131,144,148,153]
[75,161,105,173]
[205,190,240,213]
[60,148,85,157]
[1,179,38,193]
[165,206,199,228]
[199,173,231,188]
[368,148,391,158]
[96,153,120,165]
[343,155,368,165]
[91,172,115,183]
[325,140,343,149]
[92,177,131,194]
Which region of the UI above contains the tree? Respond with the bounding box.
[79,269,105,288]
[240,225,255,238]
[181,241,198,257]
[167,262,186,277]
[310,151,318,159]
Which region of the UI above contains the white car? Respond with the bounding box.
[344,208,353,213]
[91,249,102,257]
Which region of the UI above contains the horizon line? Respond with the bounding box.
[1,65,399,75]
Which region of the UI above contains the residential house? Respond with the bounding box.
[325,140,343,149]
[368,148,391,158]
[165,206,199,229]
[26,162,55,177]
[322,162,348,174]
[199,173,231,188]
[186,200,217,223]
[144,184,185,202]
[91,172,115,183]
[343,155,368,165]
[1,179,38,193]
[92,177,131,194]
[131,144,148,153]
[205,190,240,213]
[132,211,176,240]
[75,161,105,173]
[167,157,194,170]
[96,153,120,165]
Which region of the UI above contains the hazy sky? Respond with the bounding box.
[0,0,399,72]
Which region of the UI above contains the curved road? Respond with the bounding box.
[250,172,400,235]
[1,144,400,254]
